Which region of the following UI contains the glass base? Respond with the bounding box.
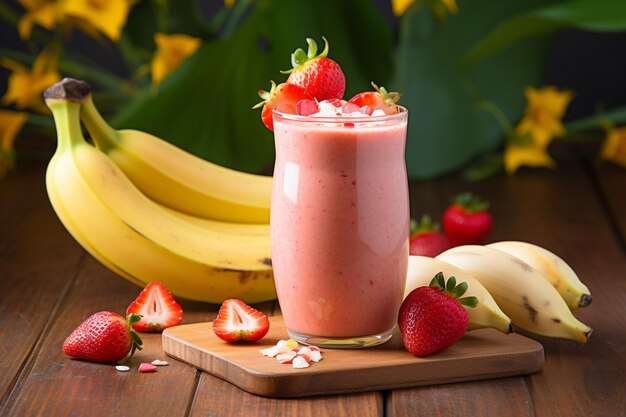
[287,327,394,349]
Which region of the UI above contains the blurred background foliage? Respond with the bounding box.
[1,0,626,179]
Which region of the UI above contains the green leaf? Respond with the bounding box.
[112,0,392,173]
[452,281,468,298]
[446,275,457,294]
[463,0,626,68]
[393,0,554,179]
[429,272,445,289]
[459,296,479,308]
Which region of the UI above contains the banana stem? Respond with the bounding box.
[80,96,119,152]
[46,100,85,152]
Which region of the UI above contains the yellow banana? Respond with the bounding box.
[44,79,276,303]
[158,203,271,237]
[79,88,272,224]
[437,245,592,343]
[487,241,591,310]
[406,256,511,333]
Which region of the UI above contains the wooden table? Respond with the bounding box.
[1,155,625,417]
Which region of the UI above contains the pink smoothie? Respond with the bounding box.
[271,110,409,339]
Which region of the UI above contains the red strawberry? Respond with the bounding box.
[283,37,345,101]
[409,215,451,257]
[442,192,494,246]
[63,311,143,363]
[212,299,270,342]
[348,82,401,115]
[254,81,311,131]
[398,273,478,357]
[126,282,183,332]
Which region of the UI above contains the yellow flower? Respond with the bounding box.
[151,33,202,86]
[516,86,573,148]
[0,110,29,178]
[504,143,556,175]
[224,0,236,7]
[17,0,59,40]
[440,0,458,14]
[1,50,61,113]
[392,0,458,17]
[601,126,626,168]
[62,0,132,41]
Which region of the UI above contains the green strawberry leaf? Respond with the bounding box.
[428,273,478,308]
[446,275,457,294]
[452,281,469,298]
[459,296,479,308]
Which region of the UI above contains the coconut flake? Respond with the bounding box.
[292,356,310,369]
[309,350,322,362]
[276,351,297,364]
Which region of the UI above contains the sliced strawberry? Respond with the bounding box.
[126,282,183,332]
[296,99,319,116]
[254,81,311,131]
[348,82,401,115]
[341,102,361,114]
[212,299,270,342]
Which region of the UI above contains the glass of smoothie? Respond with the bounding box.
[270,106,410,348]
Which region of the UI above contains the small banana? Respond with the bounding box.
[44,79,276,303]
[437,245,592,343]
[487,241,591,310]
[79,87,272,224]
[406,256,511,333]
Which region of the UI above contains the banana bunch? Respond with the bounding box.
[434,244,592,343]
[44,79,275,304]
[407,243,593,342]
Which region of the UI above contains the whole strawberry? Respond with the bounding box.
[443,192,493,247]
[409,215,451,257]
[282,37,345,101]
[398,273,478,357]
[63,311,143,363]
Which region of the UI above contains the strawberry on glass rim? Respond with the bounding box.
[348,82,401,115]
[126,282,183,332]
[282,36,345,101]
[254,81,311,131]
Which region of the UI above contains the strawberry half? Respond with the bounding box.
[126,282,183,332]
[348,82,401,115]
[212,299,270,342]
[283,37,345,101]
[254,81,311,131]
[63,311,143,363]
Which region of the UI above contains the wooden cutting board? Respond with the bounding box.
[162,316,543,398]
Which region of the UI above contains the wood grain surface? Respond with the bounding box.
[162,316,543,398]
[1,159,624,417]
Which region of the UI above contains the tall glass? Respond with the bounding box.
[270,108,410,348]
